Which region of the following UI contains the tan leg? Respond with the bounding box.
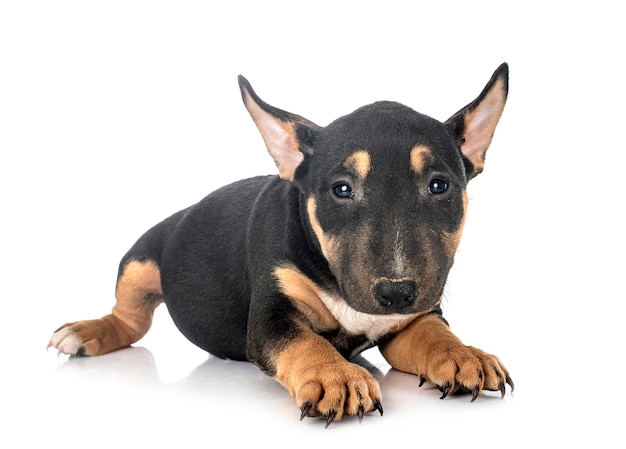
[49,260,163,356]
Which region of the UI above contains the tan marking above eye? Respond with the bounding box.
[343,150,371,180]
[410,145,435,173]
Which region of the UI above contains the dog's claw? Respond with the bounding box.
[439,382,451,400]
[324,410,336,428]
[300,402,313,421]
[505,374,515,392]
[374,400,383,416]
[499,380,506,398]
[470,369,482,402]
[418,376,426,387]
[470,386,480,402]
[357,405,364,422]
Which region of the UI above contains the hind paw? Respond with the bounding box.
[48,325,85,356]
[47,317,127,356]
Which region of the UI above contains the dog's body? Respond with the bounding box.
[49,64,513,426]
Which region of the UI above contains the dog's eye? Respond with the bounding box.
[333,183,354,199]
[428,179,448,195]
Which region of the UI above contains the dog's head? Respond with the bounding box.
[239,64,508,317]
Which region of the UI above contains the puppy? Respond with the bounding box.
[50,64,513,426]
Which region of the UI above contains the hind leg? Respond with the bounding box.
[49,259,163,356]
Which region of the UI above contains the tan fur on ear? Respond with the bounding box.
[241,89,303,181]
[446,63,509,177]
[239,76,319,182]
[460,75,508,174]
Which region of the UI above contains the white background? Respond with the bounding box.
[1,1,624,447]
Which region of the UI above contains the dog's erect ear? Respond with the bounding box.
[445,63,509,179]
[238,76,319,181]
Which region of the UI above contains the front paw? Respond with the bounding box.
[422,344,513,400]
[272,335,385,426]
[297,361,383,426]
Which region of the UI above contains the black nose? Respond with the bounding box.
[373,280,418,309]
